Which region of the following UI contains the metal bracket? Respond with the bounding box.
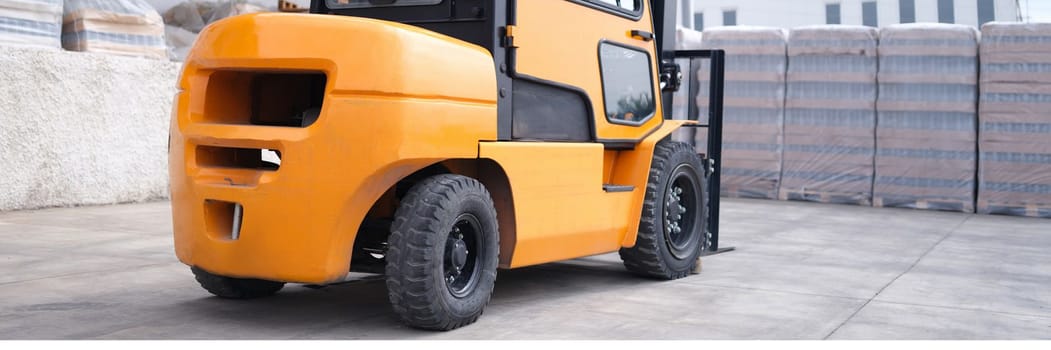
[659,60,683,92]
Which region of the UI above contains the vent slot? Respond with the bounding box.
[203,71,327,127]
[204,200,243,240]
[196,146,280,171]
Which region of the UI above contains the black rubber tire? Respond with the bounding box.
[191,266,285,299]
[385,174,500,331]
[619,139,709,280]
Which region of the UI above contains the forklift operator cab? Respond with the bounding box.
[169,0,725,331]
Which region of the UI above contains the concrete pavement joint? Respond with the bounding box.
[683,280,868,302]
[822,214,975,339]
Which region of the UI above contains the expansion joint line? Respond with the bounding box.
[822,215,974,339]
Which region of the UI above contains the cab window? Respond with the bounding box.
[326,0,441,9]
[576,0,643,19]
[599,42,655,125]
[595,0,639,12]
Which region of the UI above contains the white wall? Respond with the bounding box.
[686,0,1020,29]
[0,47,181,211]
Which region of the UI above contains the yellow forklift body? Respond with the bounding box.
[170,13,498,284]
[483,120,692,268]
[170,2,702,286]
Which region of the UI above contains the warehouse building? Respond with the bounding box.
[680,0,1021,29]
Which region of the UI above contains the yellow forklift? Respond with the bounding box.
[169,0,725,330]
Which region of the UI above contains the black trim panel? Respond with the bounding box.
[511,78,592,142]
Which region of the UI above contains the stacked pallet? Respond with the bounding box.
[695,26,787,199]
[978,23,1051,218]
[0,0,62,49]
[782,26,878,205]
[62,0,167,59]
[874,24,979,213]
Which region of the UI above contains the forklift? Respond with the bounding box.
[169,0,725,330]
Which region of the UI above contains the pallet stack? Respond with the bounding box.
[781,26,878,205]
[62,0,167,59]
[695,26,788,199]
[0,0,63,49]
[978,23,1051,218]
[874,24,979,213]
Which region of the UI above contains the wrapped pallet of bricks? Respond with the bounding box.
[977,23,1051,218]
[62,0,167,59]
[0,0,63,49]
[694,26,787,199]
[874,24,979,213]
[782,26,878,205]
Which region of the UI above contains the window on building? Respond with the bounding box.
[862,1,878,27]
[681,0,691,27]
[938,0,955,23]
[694,12,704,30]
[599,43,655,125]
[900,0,916,23]
[723,9,736,26]
[978,0,996,25]
[826,3,842,24]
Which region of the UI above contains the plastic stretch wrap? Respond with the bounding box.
[161,1,269,61]
[690,26,787,199]
[874,24,978,213]
[0,0,62,49]
[978,22,1051,218]
[782,26,878,205]
[62,0,166,59]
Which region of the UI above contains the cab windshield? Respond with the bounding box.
[325,0,442,9]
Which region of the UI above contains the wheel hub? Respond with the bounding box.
[662,165,702,260]
[443,215,482,298]
[664,185,687,235]
[450,239,468,271]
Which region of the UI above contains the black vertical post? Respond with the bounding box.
[706,50,725,252]
[653,0,678,120]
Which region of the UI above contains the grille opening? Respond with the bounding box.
[204,200,242,240]
[203,71,326,127]
[196,145,281,171]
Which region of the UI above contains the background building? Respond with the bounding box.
[680,0,1021,30]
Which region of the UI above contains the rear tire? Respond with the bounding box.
[385,174,499,331]
[620,139,708,280]
[191,267,285,299]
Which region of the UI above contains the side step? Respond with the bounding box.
[602,184,634,193]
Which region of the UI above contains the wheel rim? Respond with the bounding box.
[443,213,482,298]
[663,164,702,259]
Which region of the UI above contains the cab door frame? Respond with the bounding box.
[504,0,665,148]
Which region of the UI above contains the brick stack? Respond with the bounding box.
[695,26,788,199]
[781,26,878,205]
[874,24,979,213]
[978,23,1051,218]
[0,0,62,49]
[62,0,167,59]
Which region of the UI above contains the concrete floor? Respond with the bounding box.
[0,198,1049,339]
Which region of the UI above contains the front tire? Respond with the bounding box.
[620,139,708,280]
[385,174,500,331]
